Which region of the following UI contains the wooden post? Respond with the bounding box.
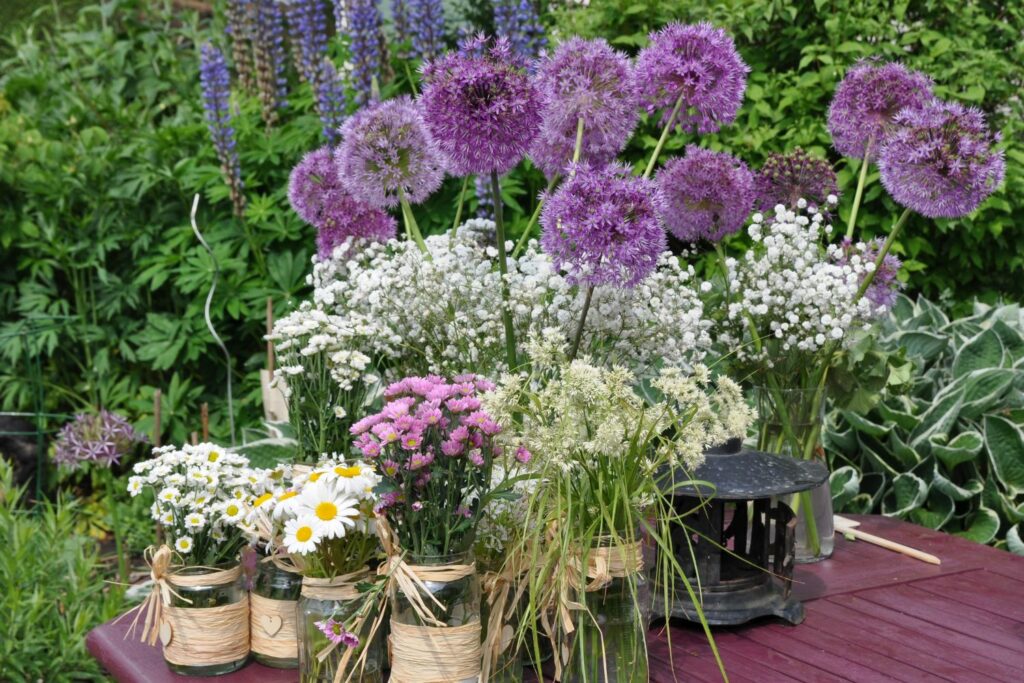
[200,402,209,441]
[190,431,199,446]
[153,389,162,448]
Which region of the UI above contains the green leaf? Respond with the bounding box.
[931,466,983,502]
[909,489,954,530]
[960,368,1017,419]
[882,472,928,517]
[1007,525,1024,556]
[896,331,948,362]
[931,430,984,469]
[909,388,964,453]
[830,466,861,509]
[983,415,1024,494]
[876,401,918,431]
[953,329,1005,377]
[955,507,1000,544]
[839,410,890,438]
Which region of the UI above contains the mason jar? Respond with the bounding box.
[250,557,302,668]
[298,577,383,683]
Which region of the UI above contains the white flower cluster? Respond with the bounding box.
[719,201,879,366]
[127,443,269,562]
[306,220,709,380]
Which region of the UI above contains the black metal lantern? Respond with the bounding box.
[654,439,828,626]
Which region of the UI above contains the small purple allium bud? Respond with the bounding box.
[755,147,839,212]
[657,145,754,243]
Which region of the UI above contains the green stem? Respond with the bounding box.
[451,175,470,233]
[643,93,686,179]
[511,174,560,258]
[854,207,911,302]
[571,116,585,168]
[403,61,419,97]
[569,285,595,361]
[490,171,518,371]
[713,242,731,304]
[398,191,429,255]
[845,138,874,239]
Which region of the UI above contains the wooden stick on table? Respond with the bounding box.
[834,515,941,565]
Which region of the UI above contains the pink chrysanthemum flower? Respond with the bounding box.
[634,22,749,134]
[315,618,360,648]
[827,59,933,161]
[337,96,445,208]
[419,34,542,176]
[657,145,754,243]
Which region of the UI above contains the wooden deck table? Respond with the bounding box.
[88,515,1024,682]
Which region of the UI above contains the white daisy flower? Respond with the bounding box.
[157,487,180,504]
[294,479,359,539]
[175,536,194,554]
[272,490,301,520]
[184,513,206,530]
[220,500,246,523]
[161,511,175,525]
[283,515,323,555]
[127,477,144,497]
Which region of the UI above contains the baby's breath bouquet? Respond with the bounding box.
[484,331,754,682]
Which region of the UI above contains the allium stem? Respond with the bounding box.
[452,175,469,233]
[854,207,911,302]
[572,116,585,167]
[569,284,595,360]
[398,190,429,255]
[511,173,560,258]
[845,137,874,239]
[643,93,686,179]
[490,171,518,370]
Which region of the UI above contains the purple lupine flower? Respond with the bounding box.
[314,59,348,144]
[420,34,542,176]
[755,147,839,212]
[225,0,256,94]
[529,38,639,179]
[828,59,933,161]
[839,235,905,309]
[391,0,411,55]
[288,146,397,256]
[878,99,1005,219]
[408,0,445,59]
[635,22,749,135]
[494,0,546,60]
[53,411,147,470]
[346,0,387,105]
[200,43,246,217]
[657,146,754,243]
[252,0,289,125]
[336,96,445,208]
[540,162,666,288]
[473,175,494,219]
[284,0,330,84]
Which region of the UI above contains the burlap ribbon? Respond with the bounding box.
[119,545,189,646]
[389,621,483,683]
[250,591,299,660]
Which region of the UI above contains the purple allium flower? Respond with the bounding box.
[408,0,446,60]
[200,43,246,217]
[420,34,542,176]
[252,0,289,125]
[315,618,360,648]
[755,147,839,212]
[284,0,330,84]
[288,147,397,257]
[529,38,639,179]
[314,59,347,144]
[540,163,666,288]
[837,238,903,310]
[657,146,754,243]
[634,22,749,135]
[828,59,933,161]
[878,99,1005,219]
[336,96,445,208]
[53,411,147,470]
[225,0,256,94]
[346,0,387,105]
[494,0,546,60]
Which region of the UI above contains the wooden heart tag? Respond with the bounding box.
[260,614,283,637]
[159,621,174,647]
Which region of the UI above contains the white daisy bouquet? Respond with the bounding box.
[127,442,265,565]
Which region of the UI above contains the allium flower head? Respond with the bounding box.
[755,147,839,212]
[878,99,1005,219]
[657,146,754,243]
[288,146,397,257]
[828,59,933,160]
[53,411,147,469]
[337,96,445,208]
[540,163,666,288]
[529,38,640,179]
[635,22,749,134]
[836,237,903,310]
[420,34,542,176]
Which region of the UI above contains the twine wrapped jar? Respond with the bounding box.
[163,563,250,676]
[250,557,302,669]
[388,550,482,683]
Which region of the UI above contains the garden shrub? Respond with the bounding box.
[0,461,125,681]
[827,295,1024,554]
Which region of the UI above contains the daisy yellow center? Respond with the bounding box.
[254,492,273,507]
[208,451,219,462]
[309,472,323,482]
[226,504,239,516]
[316,501,338,521]
[278,491,298,501]
[296,526,313,543]
[334,466,361,478]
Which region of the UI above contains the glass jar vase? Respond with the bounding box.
[163,563,250,676]
[250,557,302,669]
[389,551,481,683]
[298,576,383,683]
[754,386,835,562]
[564,545,649,683]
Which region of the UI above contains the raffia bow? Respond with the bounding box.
[480,550,529,682]
[118,545,191,646]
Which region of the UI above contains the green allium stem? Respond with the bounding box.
[643,93,686,179]
[845,138,874,239]
[854,207,911,302]
[398,191,429,255]
[569,285,595,361]
[490,171,518,371]
[511,173,560,258]
[451,175,470,233]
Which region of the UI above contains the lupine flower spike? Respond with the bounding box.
[200,43,246,217]
[345,0,388,105]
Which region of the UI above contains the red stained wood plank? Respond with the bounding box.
[828,594,1024,682]
[910,571,1024,622]
[855,582,1024,653]
[649,629,791,683]
[810,598,1005,681]
[985,565,1024,585]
